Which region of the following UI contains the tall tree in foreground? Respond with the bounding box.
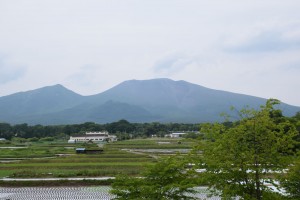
[110,156,197,200]
[198,99,298,200]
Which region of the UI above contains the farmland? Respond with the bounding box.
[0,138,195,185]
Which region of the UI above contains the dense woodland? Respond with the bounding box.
[0,120,200,140]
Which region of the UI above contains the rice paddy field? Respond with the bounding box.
[0,138,196,181]
[0,138,199,199]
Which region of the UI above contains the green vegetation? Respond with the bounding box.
[196,99,298,199]
[106,138,195,149]
[280,158,300,199]
[1,100,299,199]
[111,156,198,200]
[0,138,195,183]
[0,120,199,140]
[112,100,300,200]
[0,148,150,179]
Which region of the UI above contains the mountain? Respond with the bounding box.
[0,84,84,123]
[88,78,299,122]
[0,79,299,125]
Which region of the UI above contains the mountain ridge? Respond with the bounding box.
[0,78,299,125]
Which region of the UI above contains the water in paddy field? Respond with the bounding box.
[0,187,113,200]
[0,186,222,200]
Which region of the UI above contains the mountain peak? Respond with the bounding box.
[118,78,208,90]
[50,84,65,88]
[35,84,69,92]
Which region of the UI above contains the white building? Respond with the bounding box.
[68,132,117,143]
[166,132,187,138]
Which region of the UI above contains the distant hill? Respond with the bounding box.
[0,78,299,125]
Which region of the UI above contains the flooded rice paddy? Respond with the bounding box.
[0,186,221,200]
[0,187,114,200]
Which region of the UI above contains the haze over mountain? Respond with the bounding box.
[0,78,299,125]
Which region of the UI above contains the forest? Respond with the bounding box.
[0,120,200,141]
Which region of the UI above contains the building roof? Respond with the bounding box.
[72,134,108,137]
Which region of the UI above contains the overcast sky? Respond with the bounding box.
[0,0,300,106]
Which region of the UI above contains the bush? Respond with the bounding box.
[39,137,55,142]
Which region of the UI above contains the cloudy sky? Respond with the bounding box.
[0,0,300,106]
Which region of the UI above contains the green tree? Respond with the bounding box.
[0,123,13,139]
[197,99,298,200]
[106,119,135,133]
[111,156,197,200]
[281,158,300,199]
[182,132,201,139]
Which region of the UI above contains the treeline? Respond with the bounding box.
[0,119,200,140]
[1,111,299,141]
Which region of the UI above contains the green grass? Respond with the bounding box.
[106,138,196,149]
[0,146,74,158]
[0,169,11,177]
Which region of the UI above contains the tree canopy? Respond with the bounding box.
[111,156,198,200]
[197,99,298,199]
[280,158,300,199]
[109,99,300,199]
